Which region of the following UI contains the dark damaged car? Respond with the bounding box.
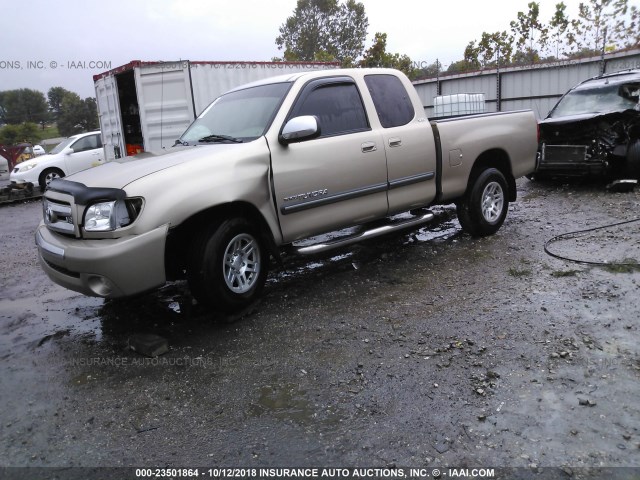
[536,69,640,179]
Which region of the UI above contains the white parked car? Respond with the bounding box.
[10,131,104,190]
[33,145,46,156]
[0,156,8,175]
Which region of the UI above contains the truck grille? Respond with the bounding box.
[43,199,75,235]
[542,144,589,163]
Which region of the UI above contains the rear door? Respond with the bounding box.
[271,77,389,242]
[135,62,196,151]
[364,74,438,214]
[95,74,124,161]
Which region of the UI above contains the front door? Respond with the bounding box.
[271,78,389,242]
[65,133,104,175]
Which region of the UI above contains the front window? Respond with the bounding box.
[289,82,369,137]
[549,82,640,118]
[49,137,76,154]
[71,134,101,152]
[180,82,291,144]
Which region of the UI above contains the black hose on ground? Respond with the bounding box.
[544,217,640,266]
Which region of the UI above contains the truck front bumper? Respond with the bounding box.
[35,222,169,298]
[537,144,607,176]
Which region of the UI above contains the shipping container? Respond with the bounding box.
[94,60,340,161]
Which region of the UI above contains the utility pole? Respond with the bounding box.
[496,46,502,112]
[599,27,608,75]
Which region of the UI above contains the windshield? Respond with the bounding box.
[549,82,640,118]
[49,137,76,154]
[180,82,291,144]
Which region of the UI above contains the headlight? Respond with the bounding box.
[19,163,37,172]
[84,198,143,232]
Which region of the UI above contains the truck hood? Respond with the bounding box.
[66,144,244,189]
[541,108,638,126]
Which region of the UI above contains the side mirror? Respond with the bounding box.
[279,116,321,145]
[62,147,74,155]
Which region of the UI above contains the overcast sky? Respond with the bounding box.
[1,0,589,99]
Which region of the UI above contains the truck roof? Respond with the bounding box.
[224,68,407,93]
[574,69,640,91]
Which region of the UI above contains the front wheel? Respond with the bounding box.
[187,218,268,312]
[39,168,64,191]
[457,168,509,237]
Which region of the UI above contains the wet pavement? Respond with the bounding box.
[1,179,639,475]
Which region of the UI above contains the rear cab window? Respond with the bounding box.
[364,74,415,128]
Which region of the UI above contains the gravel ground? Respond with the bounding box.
[0,179,639,478]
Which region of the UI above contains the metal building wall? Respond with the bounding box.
[441,74,497,97]
[414,49,640,119]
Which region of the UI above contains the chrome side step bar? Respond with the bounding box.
[295,212,434,255]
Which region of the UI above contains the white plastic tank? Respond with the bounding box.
[433,93,486,117]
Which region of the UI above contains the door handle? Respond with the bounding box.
[361,142,377,153]
[388,137,402,147]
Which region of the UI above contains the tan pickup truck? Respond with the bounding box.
[36,68,538,311]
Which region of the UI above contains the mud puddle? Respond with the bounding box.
[1,181,639,470]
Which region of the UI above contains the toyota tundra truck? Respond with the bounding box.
[36,69,538,312]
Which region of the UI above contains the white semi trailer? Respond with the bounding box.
[93,60,339,161]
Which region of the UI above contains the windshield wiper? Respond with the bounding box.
[198,134,243,143]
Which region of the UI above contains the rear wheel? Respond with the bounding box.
[187,218,268,312]
[39,168,64,191]
[457,168,509,237]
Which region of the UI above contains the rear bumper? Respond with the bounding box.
[36,222,169,298]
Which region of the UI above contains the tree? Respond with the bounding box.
[358,32,418,79]
[57,93,99,137]
[447,0,639,73]
[48,87,73,122]
[510,2,548,63]
[569,0,633,52]
[0,124,21,145]
[17,122,40,144]
[465,31,514,68]
[416,61,441,79]
[275,0,368,65]
[0,122,41,145]
[511,48,542,65]
[547,2,573,57]
[447,58,478,74]
[626,4,640,48]
[0,89,49,125]
[84,98,99,133]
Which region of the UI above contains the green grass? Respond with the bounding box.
[39,125,60,140]
[508,267,532,277]
[603,259,640,274]
[551,270,580,277]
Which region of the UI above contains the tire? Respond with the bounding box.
[39,168,64,191]
[187,218,268,312]
[626,140,640,179]
[457,168,509,237]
